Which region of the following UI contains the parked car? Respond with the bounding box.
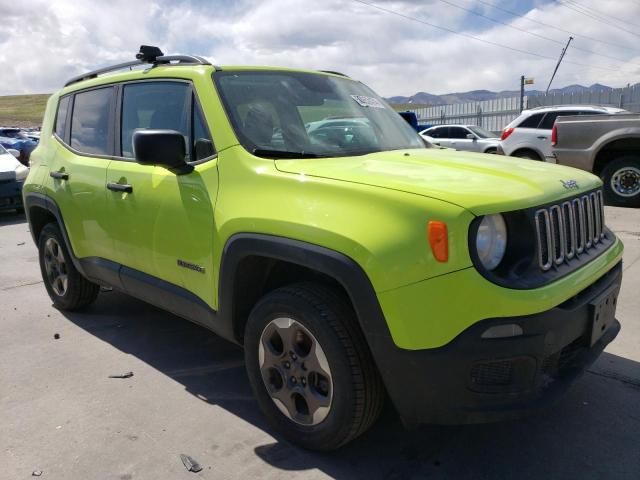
[420,125,500,153]
[499,105,626,161]
[0,128,38,166]
[552,112,640,207]
[0,144,28,212]
[23,45,624,451]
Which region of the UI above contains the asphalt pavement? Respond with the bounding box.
[1,207,639,479]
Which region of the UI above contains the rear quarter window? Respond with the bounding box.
[55,96,71,139]
[517,113,544,129]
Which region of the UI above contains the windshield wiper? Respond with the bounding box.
[252,148,322,159]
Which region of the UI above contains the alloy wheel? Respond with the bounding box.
[258,317,333,426]
[43,238,68,296]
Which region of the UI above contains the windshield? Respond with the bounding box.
[467,126,495,138]
[214,71,425,158]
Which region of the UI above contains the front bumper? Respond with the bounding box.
[0,179,24,211]
[377,261,622,427]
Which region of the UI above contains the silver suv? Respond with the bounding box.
[420,125,500,154]
[499,105,626,161]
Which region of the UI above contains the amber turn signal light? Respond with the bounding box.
[428,221,449,262]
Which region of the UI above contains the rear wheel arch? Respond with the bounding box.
[24,193,86,276]
[511,148,543,161]
[593,137,640,176]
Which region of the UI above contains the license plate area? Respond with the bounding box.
[589,284,618,347]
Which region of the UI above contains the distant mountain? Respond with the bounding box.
[387,83,620,106]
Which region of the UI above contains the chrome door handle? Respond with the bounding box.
[50,171,69,180]
[107,182,133,193]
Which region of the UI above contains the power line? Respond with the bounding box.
[351,0,625,72]
[555,0,640,38]
[436,0,640,68]
[475,0,640,53]
[566,0,640,29]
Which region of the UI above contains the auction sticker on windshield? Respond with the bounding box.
[351,95,385,108]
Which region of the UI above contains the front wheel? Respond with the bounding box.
[38,223,100,310]
[244,283,384,451]
[601,156,640,207]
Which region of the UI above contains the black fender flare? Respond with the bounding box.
[23,192,88,277]
[218,233,409,411]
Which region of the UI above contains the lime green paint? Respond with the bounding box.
[379,238,623,349]
[26,63,623,352]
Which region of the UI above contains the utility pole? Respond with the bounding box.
[546,36,573,95]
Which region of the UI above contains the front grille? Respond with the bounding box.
[534,190,605,272]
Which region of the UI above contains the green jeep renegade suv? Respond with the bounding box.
[23,46,624,451]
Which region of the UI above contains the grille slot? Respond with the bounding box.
[535,190,605,272]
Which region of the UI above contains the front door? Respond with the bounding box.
[104,80,218,306]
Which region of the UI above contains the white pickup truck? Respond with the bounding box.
[552,113,640,207]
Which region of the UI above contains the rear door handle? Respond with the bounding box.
[50,171,69,180]
[537,136,547,139]
[107,182,133,193]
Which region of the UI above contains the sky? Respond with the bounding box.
[1,0,639,97]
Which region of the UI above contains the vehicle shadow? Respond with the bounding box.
[0,209,26,226]
[62,291,640,480]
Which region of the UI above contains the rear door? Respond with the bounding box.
[47,87,115,261]
[425,127,450,147]
[104,80,218,306]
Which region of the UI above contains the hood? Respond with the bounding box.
[0,152,22,172]
[275,148,601,215]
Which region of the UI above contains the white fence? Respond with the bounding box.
[406,84,640,132]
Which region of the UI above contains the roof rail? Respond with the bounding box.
[64,46,212,87]
[319,70,349,77]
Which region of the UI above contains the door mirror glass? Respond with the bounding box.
[466,133,476,140]
[133,129,193,175]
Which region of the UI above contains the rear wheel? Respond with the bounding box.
[601,156,640,207]
[512,149,542,161]
[38,223,99,310]
[244,283,384,451]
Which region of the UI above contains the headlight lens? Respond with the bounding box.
[475,214,507,270]
[15,165,29,181]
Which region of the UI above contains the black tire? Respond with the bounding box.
[484,148,497,154]
[601,155,640,207]
[244,282,384,451]
[38,222,99,310]
[512,149,542,161]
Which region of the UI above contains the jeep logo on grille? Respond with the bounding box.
[560,179,579,190]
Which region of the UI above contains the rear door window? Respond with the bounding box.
[539,111,586,130]
[517,113,544,129]
[448,127,469,139]
[70,87,115,156]
[426,127,447,138]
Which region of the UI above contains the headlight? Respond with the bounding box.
[475,214,507,270]
[15,165,29,181]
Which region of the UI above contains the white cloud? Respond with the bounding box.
[1,0,639,97]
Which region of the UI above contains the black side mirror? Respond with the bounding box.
[133,129,193,175]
